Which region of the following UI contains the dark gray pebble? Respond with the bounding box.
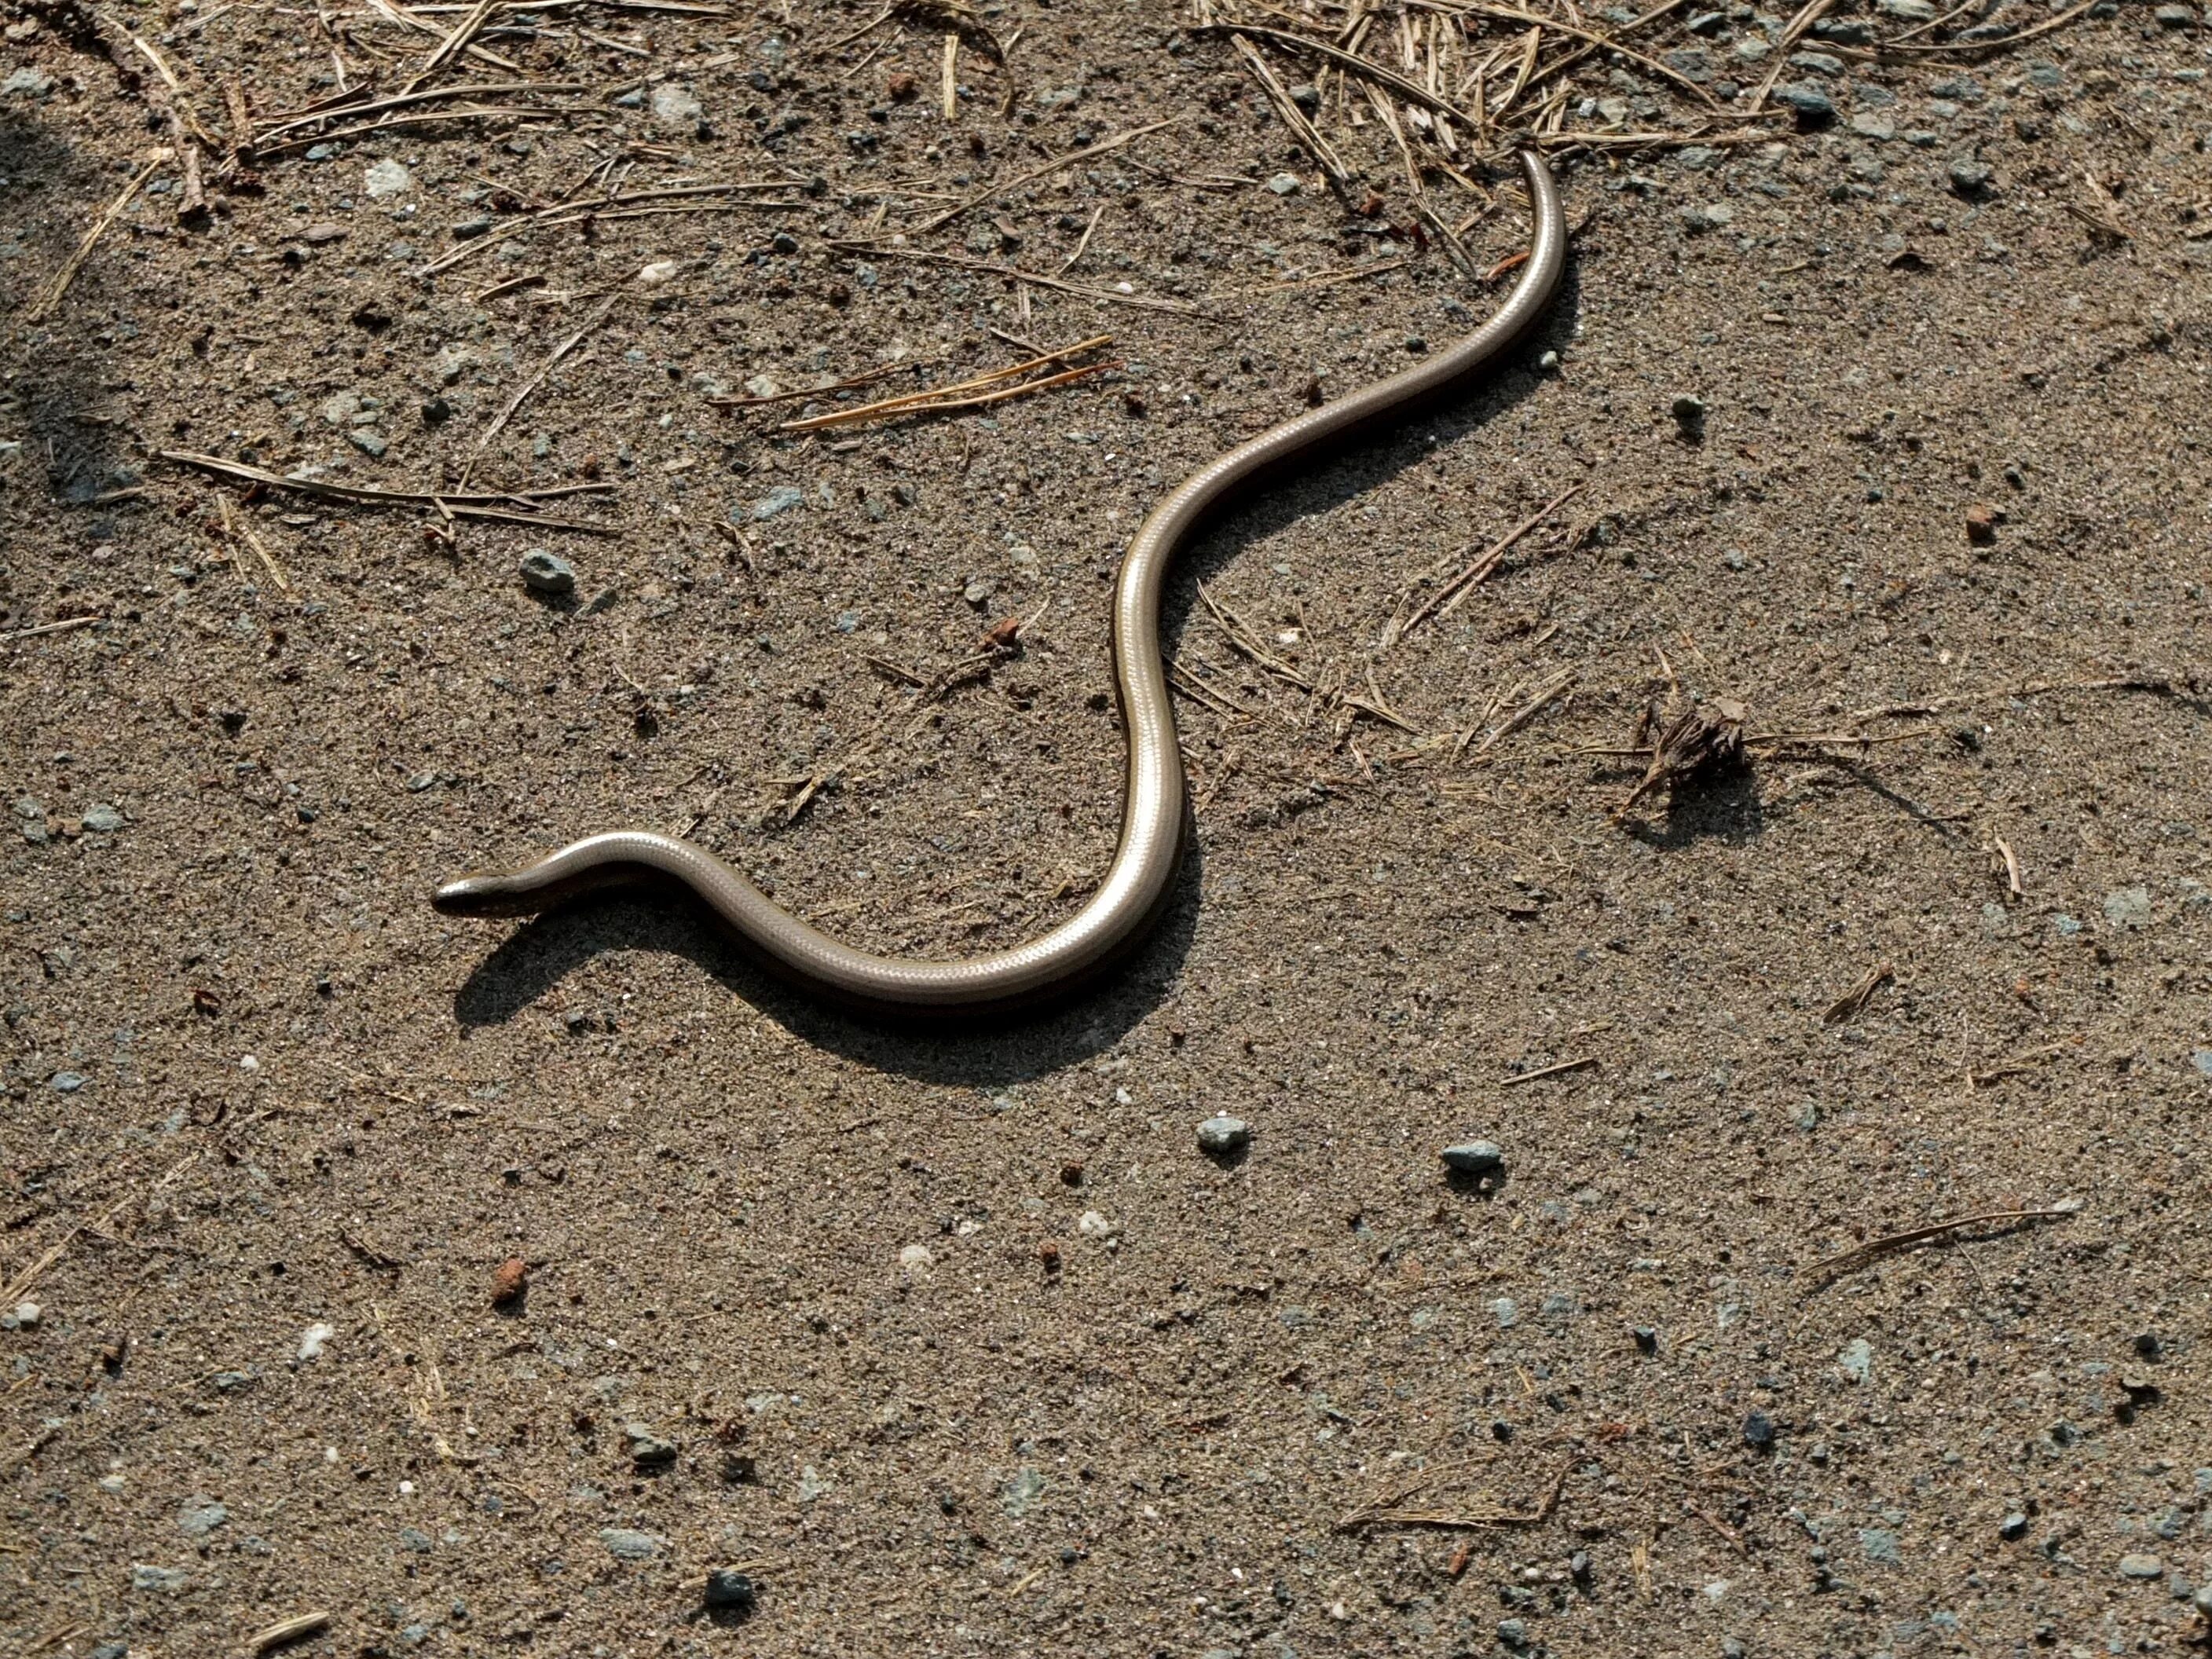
[704,1568,757,1610]
[520,550,576,596]
[1440,1141,1503,1175]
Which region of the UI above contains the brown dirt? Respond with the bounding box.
[4,0,2211,1655]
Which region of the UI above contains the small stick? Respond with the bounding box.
[906,119,1174,236]
[778,335,1111,430]
[1743,0,1834,112]
[1,615,104,643]
[1228,31,1355,192]
[710,358,934,410]
[218,495,293,591]
[1820,960,1893,1026]
[941,31,958,120]
[407,0,500,90]
[1808,1205,2077,1280]
[1390,484,1584,644]
[255,80,588,142]
[780,357,1116,430]
[1967,1035,2082,1091]
[161,451,614,532]
[822,4,895,51]
[247,1610,333,1655]
[177,143,208,226]
[465,292,618,467]
[1243,256,1412,295]
[824,241,1206,314]
[1993,834,2023,898]
[1500,1054,1595,1087]
[474,272,548,302]
[1856,0,2100,53]
[30,151,169,323]
[1057,203,1104,274]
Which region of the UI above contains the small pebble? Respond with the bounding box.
[1742,1409,1776,1448]
[751,485,805,521]
[519,550,576,597]
[599,1527,665,1562]
[1948,157,1994,196]
[1999,1511,2028,1540]
[635,259,680,287]
[2102,886,2152,930]
[1772,82,1836,122]
[1440,1140,1503,1175]
[1671,394,1708,431]
[2119,1552,2165,1580]
[703,1569,757,1612]
[363,159,412,200]
[1196,1115,1250,1155]
[624,1422,678,1467]
[490,1257,528,1306]
[1632,1325,1658,1354]
[297,1321,335,1361]
[650,84,703,125]
[1964,503,1998,544]
[5,1301,40,1330]
[1265,172,1302,196]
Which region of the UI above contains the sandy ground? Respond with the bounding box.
[3,0,2211,1654]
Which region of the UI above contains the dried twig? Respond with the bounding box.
[776,336,1115,431]
[826,240,1207,314]
[161,451,616,533]
[217,495,292,591]
[906,119,1175,235]
[406,0,500,89]
[709,359,935,411]
[0,615,104,643]
[1820,960,1893,1026]
[1387,484,1583,645]
[465,291,618,468]
[247,1610,333,1655]
[30,150,168,323]
[1808,1204,2078,1280]
[1500,1054,1595,1087]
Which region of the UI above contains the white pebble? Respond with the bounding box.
[297,1320,335,1361]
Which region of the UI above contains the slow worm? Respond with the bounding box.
[434,148,1568,1016]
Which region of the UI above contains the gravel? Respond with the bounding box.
[703,1569,757,1611]
[1196,1114,1250,1155]
[599,1528,665,1562]
[519,551,577,596]
[177,1498,229,1538]
[1439,1140,1504,1175]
